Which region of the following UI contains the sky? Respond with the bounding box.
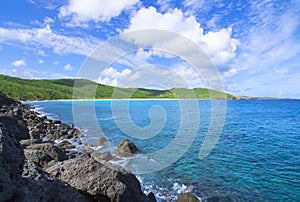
[0,0,300,98]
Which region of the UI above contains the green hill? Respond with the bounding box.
[0,74,235,101]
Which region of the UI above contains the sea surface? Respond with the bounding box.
[25,100,300,202]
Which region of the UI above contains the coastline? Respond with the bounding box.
[0,92,157,202]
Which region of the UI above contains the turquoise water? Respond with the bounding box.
[26,100,300,201]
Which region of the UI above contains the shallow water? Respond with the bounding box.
[26,100,300,201]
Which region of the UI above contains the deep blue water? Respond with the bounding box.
[26,100,300,202]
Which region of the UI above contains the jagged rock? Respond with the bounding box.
[12,160,92,202]
[0,126,24,201]
[46,154,152,202]
[116,139,140,157]
[24,143,67,167]
[177,192,200,202]
[20,139,42,147]
[0,116,30,141]
[92,151,113,161]
[57,140,76,150]
[97,136,108,146]
[147,192,157,202]
[0,92,18,107]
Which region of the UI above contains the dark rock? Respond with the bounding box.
[0,116,30,141]
[0,92,18,107]
[97,136,108,146]
[0,126,24,201]
[12,160,92,202]
[24,143,67,167]
[53,120,61,124]
[177,192,200,202]
[148,192,157,202]
[46,154,152,202]
[116,139,140,157]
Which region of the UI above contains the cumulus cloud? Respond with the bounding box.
[64,64,73,71]
[0,24,101,56]
[38,59,44,64]
[11,59,26,67]
[59,0,139,26]
[123,7,239,66]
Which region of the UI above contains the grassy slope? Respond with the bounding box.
[0,74,235,101]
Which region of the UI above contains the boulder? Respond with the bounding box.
[0,126,24,201]
[116,139,140,157]
[46,154,152,202]
[147,192,157,202]
[177,192,200,202]
[24,143,67,167]
[0,116,30,141]
[97,136,108,146]
[12,160,92,202]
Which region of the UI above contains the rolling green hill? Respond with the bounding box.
[0,74,235,101]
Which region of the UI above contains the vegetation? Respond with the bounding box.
[0,74,235,101]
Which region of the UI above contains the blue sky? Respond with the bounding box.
[0,0,300,98]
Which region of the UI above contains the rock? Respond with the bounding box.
[20,139,42,147]
[12,160,92,202]
[46,154,152,202]
[0,126,24,201]
[92,151,113,161]
[116,139,140,157]
[177,192,200,202]
[24,143,67,167]
[0,116,30,141]
[0,92,18,107]
[148,192,157,202]
[53,120,61,124]
[57,140,75,150]
[97,136,108,146]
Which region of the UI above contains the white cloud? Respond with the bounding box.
[223,68,238,77]
[38,59,44,64]
[11,59,26,67]
[37,49,47,56]
[97,66,132,86]
[123,7,239,66]
[0,24,101,56]
[64,64,73,71]
[59,0,139,26]
[0,68,69,79]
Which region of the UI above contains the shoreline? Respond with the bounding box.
[0,92,158,202]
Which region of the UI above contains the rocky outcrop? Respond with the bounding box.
[177,192,200,202]
[12,160,92,202]
[97,136,108,146]
[46,153,152,202]
[0,92,156,202]
[24,143,67,168]
[116,139,140,157]
[0,127,24,201]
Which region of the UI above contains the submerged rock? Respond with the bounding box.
[116,139,140,157]
[46,154,152,202]
[177,192,200,202]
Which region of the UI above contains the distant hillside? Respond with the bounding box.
[0,74,235,101]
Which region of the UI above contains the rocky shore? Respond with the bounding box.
[0,93,156,202]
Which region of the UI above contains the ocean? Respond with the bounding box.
[25,100,300,202]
